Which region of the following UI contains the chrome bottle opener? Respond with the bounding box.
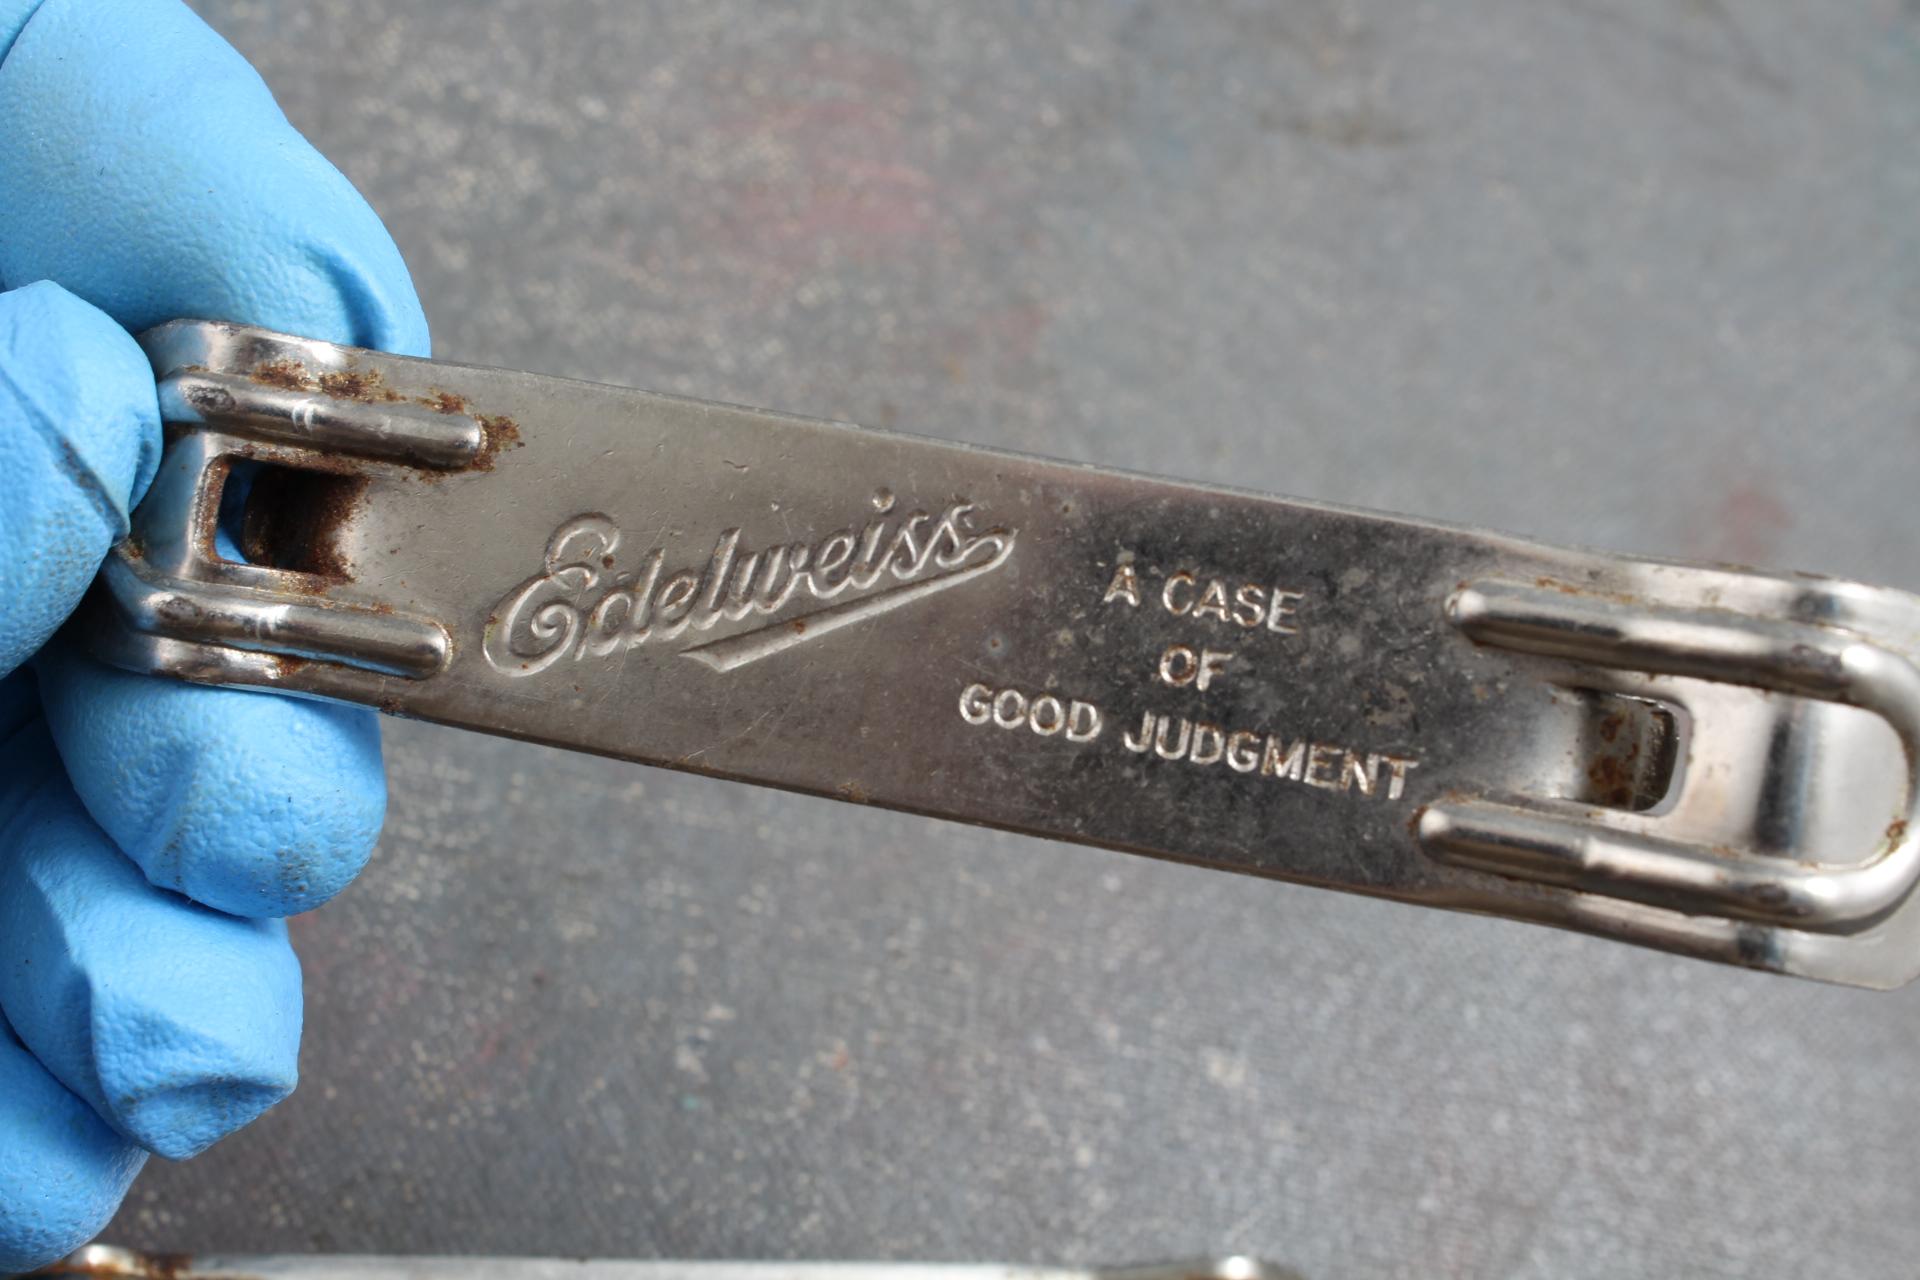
[83,321,1920,988]
[38,1245,1299,1280]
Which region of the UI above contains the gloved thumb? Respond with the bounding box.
[0,281,160,676]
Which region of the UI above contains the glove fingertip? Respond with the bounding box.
[121,1083,289,1162]
[0,1023,146,1274]
[39,653,387,918]
[310,234,432,359]
[0,776,305,1160]
[93,990,298,1160]
[0,280,163,499]
[0,0,431,357]
[0,281,161,676]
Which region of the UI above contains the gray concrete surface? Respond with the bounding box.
[116,2,1920,1277]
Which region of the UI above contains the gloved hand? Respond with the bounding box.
[0,0,429,1269]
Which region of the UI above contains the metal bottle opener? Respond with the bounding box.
[38,1245,1300,1280]
[82,320,1920,988]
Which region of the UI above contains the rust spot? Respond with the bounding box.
[1586,763,1634,808]
[196,457,233,558]
[1597,711,1625,743]
[318,367,404,403]
[260,449,365,479]
[790,618,808,634]
[29,1251,199,1279]
[485,413,522,448]
[251,360,315,392]
[467,413,523,472]
[601,554,615,569]
[241,468,370,584]
[1531,575,1643,608]
[425,390,469,415]
[1889,819,1909,846]
[1586,741,1643,809]
[836,781,871,804]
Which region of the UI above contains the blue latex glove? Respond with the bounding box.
[0,0,429,1268]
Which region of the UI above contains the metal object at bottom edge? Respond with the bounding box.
[79,319,1920,988]
[33,1246,1303,1280]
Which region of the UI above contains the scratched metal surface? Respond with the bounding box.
[113,3,1920,1277]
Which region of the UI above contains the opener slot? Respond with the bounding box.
[1425,578,1920,932]
[214,458,370,581]
[1562,690,1681,813]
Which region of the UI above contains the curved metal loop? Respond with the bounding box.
[157,366,484,469]
[97,554,451,680]
[95,417,454,681]
[144,317,485,468]
[1421,580,1920,933]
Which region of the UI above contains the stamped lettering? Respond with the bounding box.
[1140,567,1304,633]
[959,683,1104,742]
[485,491,1016,676]
[1122,710,1419,800]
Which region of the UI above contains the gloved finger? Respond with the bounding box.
[2,0,429,917]
[0,0,429,354]
[0,1020,146,1276]
[35,648,385,918]
[0,719,303,1160]
[0,281,161,678]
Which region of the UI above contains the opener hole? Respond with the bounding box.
[1565,691,1681,813]
[214,458,368,580]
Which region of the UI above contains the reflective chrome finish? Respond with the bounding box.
[1422,580,1920,931]
[82,320,1920,988]
[153,326,485,468]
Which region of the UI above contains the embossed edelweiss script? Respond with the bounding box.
[483,490,1016,676]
